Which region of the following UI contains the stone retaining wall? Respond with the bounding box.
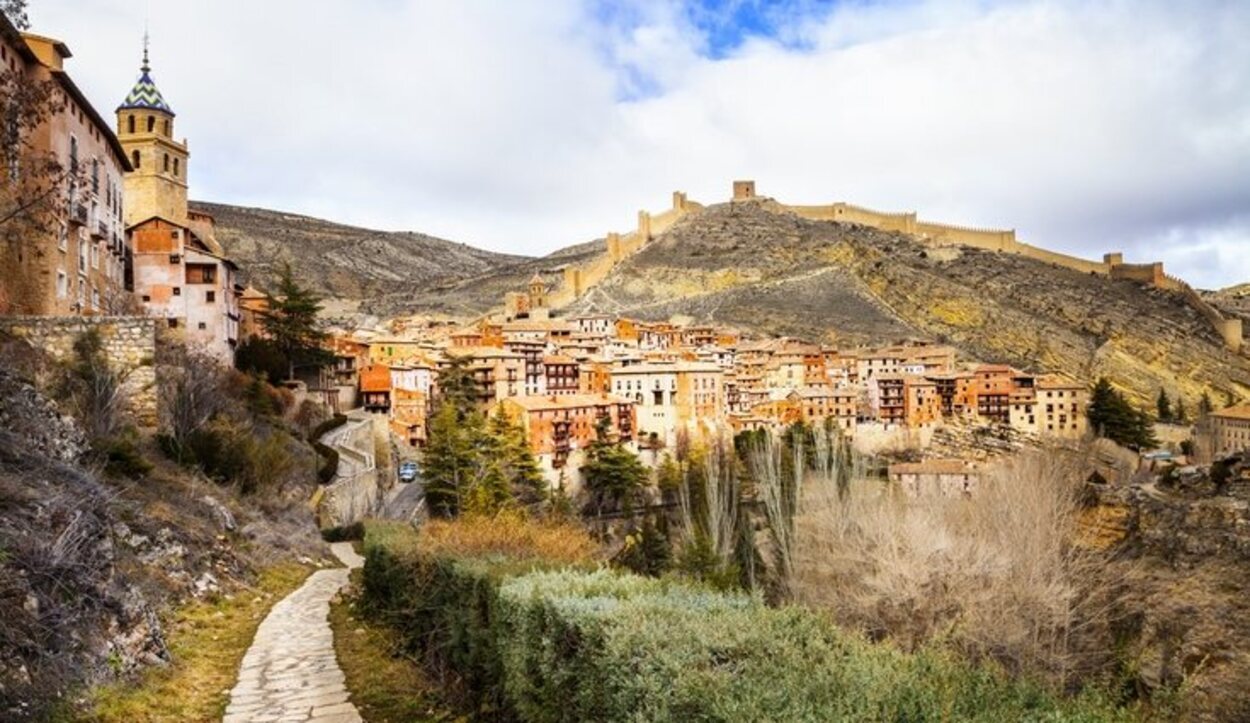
[0,316,159,427]
[316,418,380,529]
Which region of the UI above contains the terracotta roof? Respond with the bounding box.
[1212,402,1250,421]
[504,393,632,411]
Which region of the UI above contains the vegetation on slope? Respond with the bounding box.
[359,517,1139,722]
[75,564,311,722]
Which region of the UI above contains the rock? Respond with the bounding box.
[200,495,238,532]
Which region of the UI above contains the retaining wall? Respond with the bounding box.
[0,315,159,426]
[317,418,381,529]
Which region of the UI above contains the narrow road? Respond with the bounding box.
[223,542,364,723]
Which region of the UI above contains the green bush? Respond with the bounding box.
[360,523,1135,722]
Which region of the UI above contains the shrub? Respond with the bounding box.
[99,433,153,479]
[313,440,340,484]
[321,521,365,543]
[310,413,348,441]
[361,519,1135,722]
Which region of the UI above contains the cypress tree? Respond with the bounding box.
[1156,389,1172,423]
[262,264,332,380]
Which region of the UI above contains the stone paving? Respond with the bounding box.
[223,542,364,722]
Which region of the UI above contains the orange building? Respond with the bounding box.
[360,364,392,414]
[904,377,942,428]
[498,393,636,490]
[390,388,429,448]
[972,364,1015,424]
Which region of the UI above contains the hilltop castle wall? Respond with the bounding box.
[552,182,1243,352]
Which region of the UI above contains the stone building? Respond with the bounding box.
[1211,403,1250,457]
[888,459,981,497]
[0,19,131,316]
[117,45,240,364]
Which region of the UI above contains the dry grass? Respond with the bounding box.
[78,563,311,723]
[420,511,602,566]
[791,448,1126,688]
[330,571,462,722]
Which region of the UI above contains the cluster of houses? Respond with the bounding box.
[320,277,1091,493]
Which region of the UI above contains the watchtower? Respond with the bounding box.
[733,180,756,200]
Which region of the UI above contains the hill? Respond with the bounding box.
[561,199,1250,405]
[191,202,531,311]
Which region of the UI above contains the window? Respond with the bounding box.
[92,289,100,310]
[206,291,216,302]
[172,286,181,296]
[141,294,151,302]
[127,115,135,134]
[147,116,155,132]
[198,322,207,330]
[58,223,68,251]
[91,159,99,194]
[131,150,140,168]
[69,135,78,172]
[78,237,88,273]
[163,119,170,136]
[169,254,181,264]
[173,158,179,177]
[167,318,178,328]
[56,271,68,298]
[163,154,169,173]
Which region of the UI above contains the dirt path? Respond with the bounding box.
[223,542,365,722]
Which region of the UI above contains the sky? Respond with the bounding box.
[26,0,1250,289]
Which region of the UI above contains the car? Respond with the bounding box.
[398,461,419,483]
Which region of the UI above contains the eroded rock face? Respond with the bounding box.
[1086,453,1250,722]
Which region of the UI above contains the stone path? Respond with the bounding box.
[224,542,364,722]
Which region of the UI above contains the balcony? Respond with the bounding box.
[68,203,88,226]
[91,220,107,240]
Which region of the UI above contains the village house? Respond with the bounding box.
[497,393,636,492]
[0,22,132,316]
[1210,403,1250,457]
[888,459,982,497]
[609,361,724,448]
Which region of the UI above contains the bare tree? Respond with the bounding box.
[790,446,1131,688]
[158,344,228,460]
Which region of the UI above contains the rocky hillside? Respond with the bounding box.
[192,202,530,307]
[562,200,1250,405]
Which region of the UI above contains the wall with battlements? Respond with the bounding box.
[551,181,1243,352]
[0,316,160,426]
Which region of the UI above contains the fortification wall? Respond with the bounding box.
[0,315,159,426]
[1110,262,1165,287]
[1009,242,1110,275]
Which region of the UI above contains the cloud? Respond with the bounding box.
[28,0,1250,288]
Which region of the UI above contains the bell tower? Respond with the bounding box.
[116,37,188,226]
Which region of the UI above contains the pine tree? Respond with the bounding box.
[422,404,471,517]
[1087,377,1157,450]
[1174,397,1188,424]
[489,408,547,508]
[1156,389,1172,423]
[262,264,332,380]
[581,415,648,515]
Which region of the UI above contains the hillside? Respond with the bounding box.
[561,199,1250,405]
[192,202,531,309]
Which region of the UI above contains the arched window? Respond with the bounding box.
[173,158,180,177]
[147,116,155,132]
[163,119,170,136]
[131,150,140,168]
[127,115,135,134]
[163,154,170,172]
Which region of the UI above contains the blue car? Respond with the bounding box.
[398,461,419,483]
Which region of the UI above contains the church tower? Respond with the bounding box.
[116,40,188,227]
